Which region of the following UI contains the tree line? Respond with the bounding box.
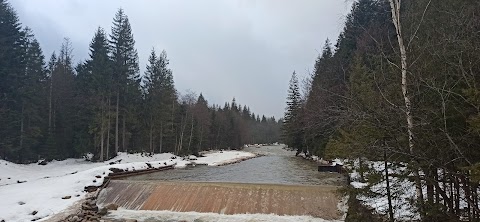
[282,0,480,220]
[0,0,281,163]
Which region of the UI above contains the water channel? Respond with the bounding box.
[124,145,346,186]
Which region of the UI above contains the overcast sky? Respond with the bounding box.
[10,0,352,119]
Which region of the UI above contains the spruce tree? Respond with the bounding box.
[0,0,26,160]
[143,49,176,153]
[19,28,47,161]
[109,8,140,153]
[75,27,113,160]
[282,71,302,149]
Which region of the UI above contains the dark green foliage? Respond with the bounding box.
[283,0,480,220]
[0,0,25,160]
[282,71,304,152]
[0,2,280,162]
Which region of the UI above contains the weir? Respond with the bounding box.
[97,180,343,220]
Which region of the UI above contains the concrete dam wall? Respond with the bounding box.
[97,180,343,220]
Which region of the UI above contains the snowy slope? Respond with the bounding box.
[0,150,254,222]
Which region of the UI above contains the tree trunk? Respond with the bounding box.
[178,116,186,155]
[122,112,126,152]
[159,121,163,153]
[384,147,394,222]
[48,77,53,130]
[188,113,194,153]
[20,103,24,151]
[100,128,104,162]
[149,115,153,153]
[198,126,204,152]
[461,175,472,220]
[115,90,119,154]
[449,175,454,213]
[100,98,105,161]
[388,0,424,214]
[434,169,440,204]
[106,97,111,160]
[426,167,435,206]
[454,175,460,215]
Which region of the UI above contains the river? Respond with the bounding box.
[124,145,346,186]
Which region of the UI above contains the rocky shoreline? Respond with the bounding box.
[62,195,129,222]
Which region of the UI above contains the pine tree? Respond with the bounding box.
[282,71,303,151]
[19,28,47,161]
[109,8,140,153]
[143,49,177,153]
[49,38,76,159]
[193,93,210,154]
[0,0,26,160]
[75,27,113,160]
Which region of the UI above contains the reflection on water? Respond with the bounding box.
[125,145,345,186]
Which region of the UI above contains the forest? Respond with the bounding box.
[282,0,480,221]
[0,0,281,163]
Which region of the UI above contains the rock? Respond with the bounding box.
[38,159,48,165]
[18,201,25,205]
[81,203,95,211]
[71,171,78,174]
[17,180,26,183]
[109,159,122,165]
[84,186,98,192]
[109,168,124,173]
[97,207,108,215]
[125,219,137,222]
[95,175,101,178]
[69,215,79,222]
[31,210,38,215]
[75,194,80,197]
[62,195,71,199]
[105,203,118,210]
[87,199,96,205]
[92,179,97,183]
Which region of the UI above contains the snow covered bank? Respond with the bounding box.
[347,160,418,221]
[104,209,342,222]
[194,150,257,166]
[0,150,255,222]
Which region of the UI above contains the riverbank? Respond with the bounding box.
[0,150,256,222]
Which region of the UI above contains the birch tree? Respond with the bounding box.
[388,0,425,213]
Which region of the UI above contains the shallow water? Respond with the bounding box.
[125,145,345,186]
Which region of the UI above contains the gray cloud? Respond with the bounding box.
[10,0,351,118]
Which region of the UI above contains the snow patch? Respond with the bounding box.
[105,209,342,222]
